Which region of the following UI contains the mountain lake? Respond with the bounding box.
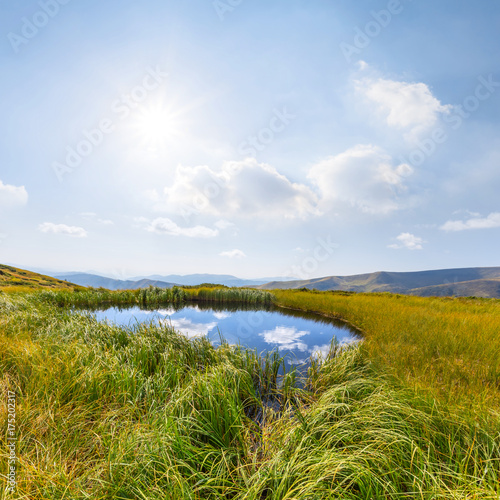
[91,303,361,367]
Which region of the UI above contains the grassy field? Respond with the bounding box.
[272,290,500,414]
[0,288,499,498]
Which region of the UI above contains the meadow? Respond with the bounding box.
[0,287,499,499]
[273,290,500,414]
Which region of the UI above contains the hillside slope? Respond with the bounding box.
[409,278,500,298]
[0,264,78,290]
[258,267,500,298]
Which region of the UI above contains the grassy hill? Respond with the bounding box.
[410,277,500,298]
[0,264,79,291]
[259,267,500,298]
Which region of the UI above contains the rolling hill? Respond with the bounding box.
[258,267,500,298]
[6,263,500,298]
[130,274,291,287]
[0,264,79,290]
[51,272,292,289]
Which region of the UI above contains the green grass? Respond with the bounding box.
[35,286,274,309]
[0,290,499,498]
[272,290,500,414]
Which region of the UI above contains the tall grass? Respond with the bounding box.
[273,289,500,414]
[33,286,273,309]
[0,291,499,498]
[187,287,273,306]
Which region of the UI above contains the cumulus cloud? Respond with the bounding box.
[219,249,246,258]
[388,232,424,250]
[0,180,28,208]
[148,158,319,219]
[38,222,88,238]
[146,217,219,238]
[356,77,451,141]
[308,144,413,214]
[440,212,500,231]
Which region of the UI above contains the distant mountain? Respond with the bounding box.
[410,278,500,298]
[52,273,177,290]
[0,264,78,290]
[36,270,292,290]
[130,274,292,288]
[258,267,500,298]
[8,264,500,298]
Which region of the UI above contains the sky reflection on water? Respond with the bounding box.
[92,304,360,365]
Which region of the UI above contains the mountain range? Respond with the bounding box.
[4,263,500,298]
[52,272,291,290]
[257,267,500,298]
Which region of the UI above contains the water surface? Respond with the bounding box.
[92,303,360,365]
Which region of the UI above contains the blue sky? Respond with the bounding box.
[1,0,499,279]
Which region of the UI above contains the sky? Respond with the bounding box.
[1,0,499,280]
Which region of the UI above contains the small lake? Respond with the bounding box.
[92,303,360,366]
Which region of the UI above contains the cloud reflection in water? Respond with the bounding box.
[259,326,311,352]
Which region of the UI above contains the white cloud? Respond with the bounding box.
[440,212,500,232]
[260,326,310,352]
[0,180,28,208]
[38,222,88,238]
[388,232,424,250]
[148,158,319,219]
[147,217,219,238]
[219,249,246,258]
[356,77,451,141]
[308,144,413,214]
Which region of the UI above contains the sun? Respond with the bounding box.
[134,107,177,145]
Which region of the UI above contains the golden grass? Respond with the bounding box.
[0,264,78,291]
[0,291,499,498]
[273,290,500,415]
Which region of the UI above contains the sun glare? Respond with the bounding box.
[133,106,179,147]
